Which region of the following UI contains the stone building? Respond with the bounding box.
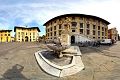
[38,35,46,42]
[44,14,110,44]
[108,27,118,41]
[118,34,120,41]
[14,26,40,42]
[0,30,12,42]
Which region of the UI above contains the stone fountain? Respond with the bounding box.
[35,17,84,77]
[47,37,70,58]
[35,37,84,77]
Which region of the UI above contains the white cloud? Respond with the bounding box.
[0,0,120,36]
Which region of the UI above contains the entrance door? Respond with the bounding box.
[6,37,8,42]
[71,35,75,44]
[25,36,28,42]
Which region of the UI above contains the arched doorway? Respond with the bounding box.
[25,36,28,42]
[71,35,75,44]
[6,37,8,42]
[22,39,24,42]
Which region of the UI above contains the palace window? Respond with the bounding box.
[71,22,77,27]
[93,25,96,29]
[18,32,20,34]
[59,24,62,29]
[80,29,83,34]
[48,29,49,32]
[102,27,104,31]
[72,30,75,32]
[51,27,52,31]
[87,30,90,35]
[33,36,35,38]
[72,17,75,20]
[80,23,83,28]
[59,18,61,21]
[54,26,56,30]
[64,24,67,27]
[5,34,7,36]
[51,32,52,36]
[93,30,96,35]
[8,34,10,36]
[21,32,24,35]
[48,33,49,37]
[98,31,100,36]
[105,28,107,31]
[54,31,56,36]
[102,32,104,36]
[59,30,62,35]
[98,26,100,30]
[87,24,90,29]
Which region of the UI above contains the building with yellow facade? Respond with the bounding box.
[14,26,40,42]
[0,30,12,42]
[44,14,110,44]
[11,37,15,42]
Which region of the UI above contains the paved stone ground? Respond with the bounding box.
[0,42,120,80]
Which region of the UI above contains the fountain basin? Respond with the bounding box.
[35,46,84,77]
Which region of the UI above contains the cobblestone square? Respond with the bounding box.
[0,42,120,80]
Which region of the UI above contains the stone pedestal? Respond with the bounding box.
[60,34,70,46]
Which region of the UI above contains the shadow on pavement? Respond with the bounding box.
[0,64,29,80]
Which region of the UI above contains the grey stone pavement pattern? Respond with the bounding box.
[0,42,120,80]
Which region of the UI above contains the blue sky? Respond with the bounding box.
[0,0,120,36]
